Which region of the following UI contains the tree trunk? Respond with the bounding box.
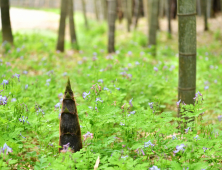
[207,0,212,18]
[177,0,196,120]
[107,0,116,53]
[81,0,88,29]
[1,0,13,45]
[127,0,132,32]
[202,0,208,31]
[167,0,172,35]
[56,0,68,52]
[143,0,148,18]
[94,0,99,20]
[196,0,201,16]
[101,0,107,20]
[159,0,165,18]
[221,0,222,12]
[68,0,78,50]
[148,0,159,56]
[133,0,141,29]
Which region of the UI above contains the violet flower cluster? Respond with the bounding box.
[0,143,13,154]
[0,95,7,105]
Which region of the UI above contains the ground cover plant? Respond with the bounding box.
[0,10,222,170]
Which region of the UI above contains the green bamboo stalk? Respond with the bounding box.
[166,0,172,35]
[56,0,68,52]
[68,0,78,50]
[148,0,159,56]
[101,0,107,20]
[133,0,141,29]
[1,0,13,45]
[202,0,208,31]
[81,0,88,29]
[177,0,196,120]
[107,0,116,53]
[94,0,99,20]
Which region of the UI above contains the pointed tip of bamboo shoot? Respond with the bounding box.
[65,77,72,92]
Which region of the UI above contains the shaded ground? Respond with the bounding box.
[0,8,222,34]
[0,7,222,52]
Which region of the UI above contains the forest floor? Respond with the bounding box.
[0,7,222,49]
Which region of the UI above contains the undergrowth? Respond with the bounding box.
[0,10,222,170]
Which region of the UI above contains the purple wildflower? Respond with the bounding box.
[0,95,7,105]
[1,143,13,154]
[214,79,217,84]
[149,166,160,170]
[121,155,128,159]
[202,147,208,152]
[25,84,28,90]
[98,79,103,83]
[11,98,16,102]
[62,142,70,152]
[218,115,222,122]
[185,127,191,133]
[58,93,63,98]
[23,70,28,74]
[135,61,140,65]
[128,51,132,55]
[141,149,145,156]
[82,91,90,100]
[83,132,93,141]
[19,133,26,139]
[176,99,181,107]
[172,135,177,140]
[154,67,158,72]
[55,103,60,109]
[63,72,67,76]
[120,122,125,126]
[173,144,185,154]
[103,87,109,91]
[204,86,209,90]
[2,79,9,86]
[144,140,154,148]
[194,135,200,141]
[148,102,153,109]
[13,73,20,80]
[129,98,133,107]
[130,111,136,115]
[96,97,103,103]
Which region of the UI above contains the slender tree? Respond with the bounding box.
[202,0,208,31]
[56,0,68,52]
[148,0,159,56]
[107,0,116,53]
[94,0,99,20]
[81,0,88,29]
[177,0,196,120]
[133,0,141,29]
[207,0,212,18]
[127,0,132,32]
[221,0,222,13]
[143,0,148,18]
[159,0,166,18]
[196,0,201,16]
[166,0,172,35]
[68,0,78,50]
[1,0,13,45]
[101,0,107,20]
